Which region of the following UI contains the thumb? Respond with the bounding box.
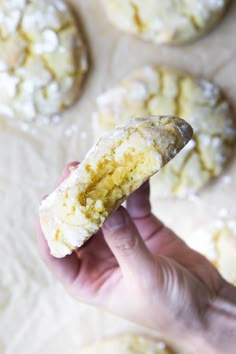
[102,206,153,274]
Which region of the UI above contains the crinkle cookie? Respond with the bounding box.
[0,0,87,123]
[39,116,192,258]
[79,334,174,354]
[93,66,236,198]
[187,220,236,285]
[102,0,230,45]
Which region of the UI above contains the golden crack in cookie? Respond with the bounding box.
[79,334,175,354]
[39,116,192,258]
[102,0,230,45]
[187,220,236,285]
[0,0,87,123]
[93,66,236,198]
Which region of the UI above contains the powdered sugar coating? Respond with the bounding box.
[102,0,230,45]
[187,219,236,285]
[0,0,87,123]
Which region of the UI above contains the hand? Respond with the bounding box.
[37,162,236,353]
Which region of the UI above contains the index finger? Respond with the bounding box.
[126,180,151,219]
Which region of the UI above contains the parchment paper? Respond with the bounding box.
[0,1,236,353]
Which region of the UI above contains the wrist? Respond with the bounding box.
[196,282,236,354]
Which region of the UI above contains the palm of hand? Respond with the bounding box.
[38,163,224,335]
[69,217,222,323]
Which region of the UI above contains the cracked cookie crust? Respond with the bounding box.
[93,66,236,198]
[79,334,174,354]
[187,220,236,285]
[39,116,192,258]
[0,0,87,123]
[102,0,230,45]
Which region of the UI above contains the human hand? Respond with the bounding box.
[38,162,236,353]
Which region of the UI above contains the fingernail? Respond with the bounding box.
[104,207,127,231]
[63,162,79,175]
[69,165,78,172]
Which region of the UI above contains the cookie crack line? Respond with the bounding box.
[53,22,74,34]
[174,76,184,118]
[181,10,201,32]
[144,92,157,113]
[130,1,146,32]
[40,56,56,80]
[194,136,215,175]
[144,68,165,114]
[172,149,195,194]
[158,67,164,98]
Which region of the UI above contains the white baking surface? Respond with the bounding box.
[0,1,236,353]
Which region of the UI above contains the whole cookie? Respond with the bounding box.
[40,116,192,258]
[79,334,174,354]
[187,220,236,285]
[0,0,87,123]
[93,66,236,197]
[102,0,230,44]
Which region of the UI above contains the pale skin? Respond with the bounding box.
[38,162,236,354]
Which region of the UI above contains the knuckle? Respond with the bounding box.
[113,230,139,253]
